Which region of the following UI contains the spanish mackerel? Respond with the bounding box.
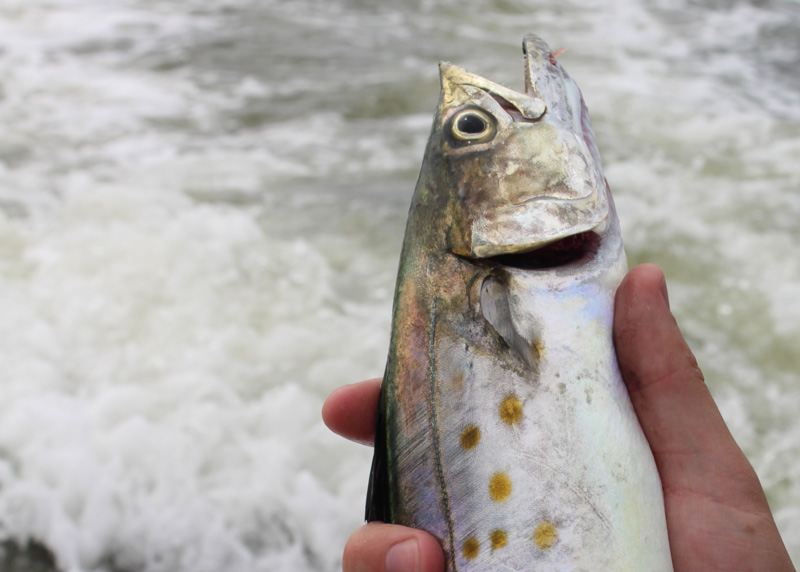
[366,35,673,571]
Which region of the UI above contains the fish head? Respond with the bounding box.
[433,35,613,265]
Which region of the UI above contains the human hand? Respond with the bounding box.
[322,264,796,572]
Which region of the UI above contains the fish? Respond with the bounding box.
[364,34,674,571]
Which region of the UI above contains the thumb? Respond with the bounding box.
[343,522,445,572]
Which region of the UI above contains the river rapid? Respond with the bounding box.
[0,0,798,570]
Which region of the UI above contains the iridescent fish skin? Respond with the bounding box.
[366,35,673,572]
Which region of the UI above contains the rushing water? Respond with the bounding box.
[0,0,798,570]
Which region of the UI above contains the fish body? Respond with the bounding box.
[366,35,673,571]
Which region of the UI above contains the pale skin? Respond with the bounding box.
[322,264,796,572]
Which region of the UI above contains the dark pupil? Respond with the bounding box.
[457,113,486,134]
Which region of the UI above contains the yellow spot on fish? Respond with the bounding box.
[490,529,507,551]
[462,537,479,560]
[534,521,557,549]
[489,472,512,502]
[460,425,480,450]
[533,340,544,358]
[499,395,523,425]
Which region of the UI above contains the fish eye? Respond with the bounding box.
[451,108,495,142]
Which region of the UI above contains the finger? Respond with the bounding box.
[343,522,446,572]
[614,264,796,571]
[322,378,382,446]
[614,264,758,494]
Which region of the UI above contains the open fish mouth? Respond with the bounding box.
[484,231,601,270]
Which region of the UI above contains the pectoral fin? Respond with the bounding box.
[481,275,537,370]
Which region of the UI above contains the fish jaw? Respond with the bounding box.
[438,37,610,260]
[523,34,586,137]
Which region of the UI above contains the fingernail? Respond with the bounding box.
[386,538,420,572]
[659,273,670,310]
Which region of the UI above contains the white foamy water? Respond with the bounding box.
[0,0,798,570]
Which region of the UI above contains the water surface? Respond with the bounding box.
[0,0,798,570]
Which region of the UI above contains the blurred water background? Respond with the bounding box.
[0,0,798,570]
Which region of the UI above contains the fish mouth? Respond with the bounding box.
[483,231,601,270]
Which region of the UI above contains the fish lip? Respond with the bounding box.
[467,202,609,259]
[439,61,546,122]
[466,217,610,271]
[480,230,603,271]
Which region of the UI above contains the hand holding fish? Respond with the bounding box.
[323,264,796,572]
